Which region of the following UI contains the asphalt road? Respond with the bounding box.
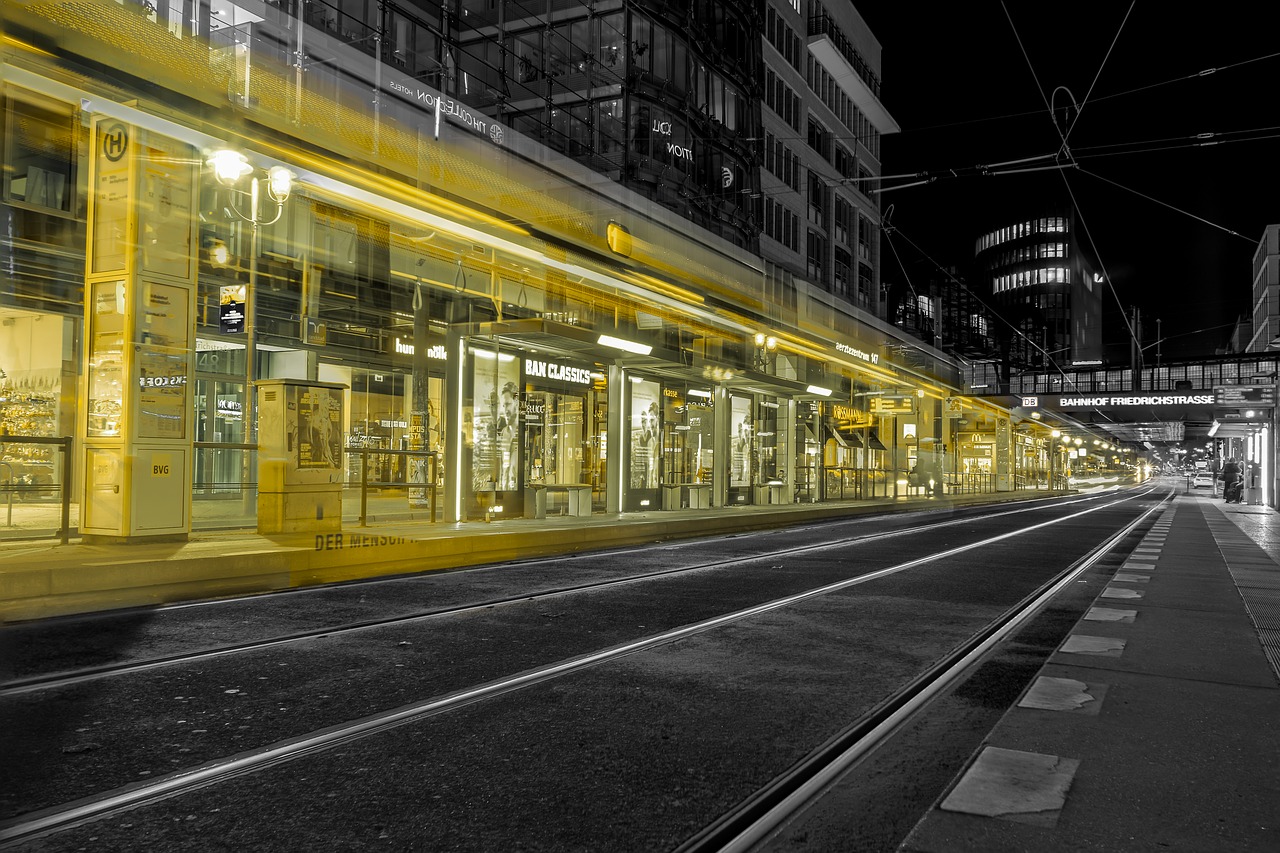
[0,487,1164,851]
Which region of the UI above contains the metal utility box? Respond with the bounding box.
[257,379,346,534]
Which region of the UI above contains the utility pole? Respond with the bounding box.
[1136,306,1146,391]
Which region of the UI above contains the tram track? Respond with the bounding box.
[677,492,1172,853]
[0,489,1166,849]
[0,491,1134,698]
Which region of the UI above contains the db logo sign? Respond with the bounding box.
[1020,396,1039,408]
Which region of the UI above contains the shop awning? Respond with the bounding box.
[826,418,863,447]
[867,430,888,451]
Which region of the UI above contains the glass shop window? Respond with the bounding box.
[6,92,77,214]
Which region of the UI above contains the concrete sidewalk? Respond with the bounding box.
[902,493,1280,852]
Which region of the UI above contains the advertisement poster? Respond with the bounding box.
[87,281,126,438]
[140,135,194,278]
[472,351,520,492]
[219,285,246,334]
[629,378,661,488]
[136,282,190,439]
[298,386,342,469]
[729,395,752,487]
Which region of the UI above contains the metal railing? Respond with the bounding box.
[193,441,258,496]
[0,434,72,544]
[346,447,438,526]
[945,472,997,494]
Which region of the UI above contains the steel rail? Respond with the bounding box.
[0,490,1140,697]
[0,490,1159,848]
[675,494,1172,853]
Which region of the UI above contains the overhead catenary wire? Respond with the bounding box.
[1059,2,1135,152]
[884,47,1280,140]
[868,125,1280,195]
[1077,168,1254,243]
[1001,0,1138,350]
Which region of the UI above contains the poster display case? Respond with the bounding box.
[257,379,346,534]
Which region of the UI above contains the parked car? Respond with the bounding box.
[1193,472,1215,489]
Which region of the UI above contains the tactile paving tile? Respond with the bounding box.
[1017,676,1107,715]
[939,746,1079,828]
[1084,606,1136,623]
[1059,634,1126,656]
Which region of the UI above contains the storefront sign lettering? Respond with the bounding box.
[524,358,594,386]
[315,533,407,551]
[1057,394,1213,407]
[666,142,693,161]
[836,342,880,364]
[394,338,447,359]
[386,78,503,144]
[139,374,187,389]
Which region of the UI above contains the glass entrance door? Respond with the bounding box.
[193,377,248,496]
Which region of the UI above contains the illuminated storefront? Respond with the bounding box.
[0,0,1018,542]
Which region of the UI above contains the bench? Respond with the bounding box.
[526,483,593,518]
[660,482,712,510]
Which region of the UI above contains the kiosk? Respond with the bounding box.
[257,379,346,534]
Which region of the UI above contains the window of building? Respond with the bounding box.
[834,197,852,246]
[807,171,827,227]
[765,260,798,311]
[834,144,855,180]
[596,98,625,158]
[834,247,852,297]
[765,197,799,252]
[858,214,874,264]
[807,230,826,281]
[764,69,801,130]
[858,262,874,305]
[807,116,832,161]
[766,7,802,70]
[5,90,77,214]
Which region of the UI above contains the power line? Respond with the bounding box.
[1076,168,1255,242]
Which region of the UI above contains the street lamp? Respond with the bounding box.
[207,149,294,513]
[753,332,778,372]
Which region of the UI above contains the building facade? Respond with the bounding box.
[0,0,1052,544]
[1246,224,1280,353]
[973,210,1103,385]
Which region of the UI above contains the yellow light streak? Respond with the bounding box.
[2,35,57,58]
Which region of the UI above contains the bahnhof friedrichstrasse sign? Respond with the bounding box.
[1020,393,1215,411]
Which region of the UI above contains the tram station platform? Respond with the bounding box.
[902,491,1280,853]
[0,486,1063,624]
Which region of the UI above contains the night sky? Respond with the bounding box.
[856,4,1280,361]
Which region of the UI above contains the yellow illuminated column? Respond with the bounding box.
[81,119,198,542]
[995,415,1013,492]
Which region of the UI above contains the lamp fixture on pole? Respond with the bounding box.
[753,332,777,372]
[207,149,294,514]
